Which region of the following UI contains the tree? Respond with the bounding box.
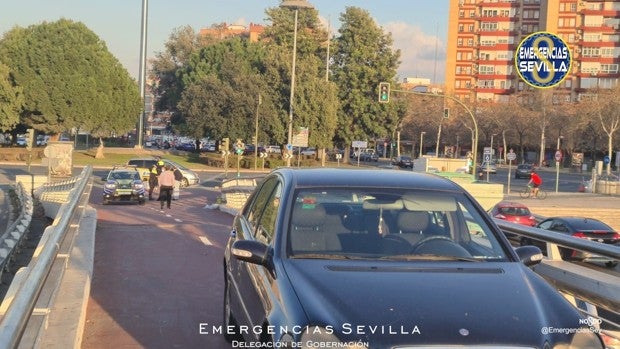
[176,38,279,143]
[149,26,208,114]
[0,63,23,132]
[331,7,401,158]
[578,85,620,174]
[0,19,141,139]
[262,6,339,154]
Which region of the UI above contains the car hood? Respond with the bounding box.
[282,259,582,346]
[108,179,136,186]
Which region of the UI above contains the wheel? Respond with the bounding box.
[519,188,531,199]
[138,200,145,205]
[535,189,547,199]
[605,261,618,268]
[181,178,189,188]
[102,199,109,205]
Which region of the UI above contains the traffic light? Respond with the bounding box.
[26,128,35,150]
[222,137,230,151]
[378,82,390,103]
[443,107,449,119]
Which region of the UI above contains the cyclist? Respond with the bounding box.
[527,169,543,197]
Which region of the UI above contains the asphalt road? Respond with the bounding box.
[81,181,234,348]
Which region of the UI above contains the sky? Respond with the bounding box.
[0,0,449,84]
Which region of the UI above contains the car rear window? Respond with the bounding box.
[569,219,613,231]
[128,159,156,168]
[499,207,531,216]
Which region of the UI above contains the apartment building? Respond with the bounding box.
[446,0,620,102]
[199,23,265,42]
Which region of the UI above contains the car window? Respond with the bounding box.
[245,177,280,244]
[286,188,509,261]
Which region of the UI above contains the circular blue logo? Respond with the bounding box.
[515,32,571,88]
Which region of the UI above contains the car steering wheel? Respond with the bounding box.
[410,235,454,254]
[382,234,411,245]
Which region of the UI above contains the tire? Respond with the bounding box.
[519,188,531,199]
[605,261,618,268]
[536,189,547,199]
[182,178,189,188]
[138,200,145,205]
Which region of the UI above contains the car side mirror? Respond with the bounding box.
[514,245,544,266]
[231,240,271,266]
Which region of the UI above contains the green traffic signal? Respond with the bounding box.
[378,82,390,103]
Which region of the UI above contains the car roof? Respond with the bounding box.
[495,201,529,208]
[544,217,614,230]
[273,168,462,192]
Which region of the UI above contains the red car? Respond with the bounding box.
[489,201,537,227]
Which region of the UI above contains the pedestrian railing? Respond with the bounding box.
[0,166,93,348]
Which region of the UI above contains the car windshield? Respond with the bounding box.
[287,188,510,262]
[110,171,138,180]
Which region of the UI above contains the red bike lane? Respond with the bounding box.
[81,184,234,349]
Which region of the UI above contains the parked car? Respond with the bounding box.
[522,217,620,268]
[223,168,603,348]
[299,147,317,156]
[127,157,158,182]
[392,155,413,168]
[489,201,537,227]
[488,201,537,243]
[127,157,200,187]
[243,144,266,156]
[359,149,378,162]
[477,161,497,174]
[265,145,282,154]
[101,166,146,205]
[515,164,534,179]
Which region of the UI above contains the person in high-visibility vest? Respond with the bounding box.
[148,164,159,200]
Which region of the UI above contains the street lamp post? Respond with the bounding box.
[280,0,314,166]
[555,135,563,193]
[136,0,148,149]
[419,131,426,158]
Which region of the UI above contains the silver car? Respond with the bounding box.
[162,160,200,187]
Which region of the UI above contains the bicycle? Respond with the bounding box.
[519,184,547,199]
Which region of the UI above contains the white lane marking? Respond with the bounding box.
[199,236,212,245]
[174,218,182,222]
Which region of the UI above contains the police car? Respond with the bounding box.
[102,165,146,205]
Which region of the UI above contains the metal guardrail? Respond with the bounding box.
[0,166,93,348]
[494,219,620,345]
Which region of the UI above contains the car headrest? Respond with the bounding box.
[397,211,429,233]
[291,203,327,228]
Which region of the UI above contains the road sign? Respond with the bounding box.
[259,152,268,158]
[335,153,342,160]
[286,144,293,151]
[554,150,562,162]
[604,155,610,164]
[507,151,516,161]
[236,148,243,155]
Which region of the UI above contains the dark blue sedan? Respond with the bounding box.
[223,168,604,348]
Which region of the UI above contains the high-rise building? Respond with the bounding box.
[446,0,620,102]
